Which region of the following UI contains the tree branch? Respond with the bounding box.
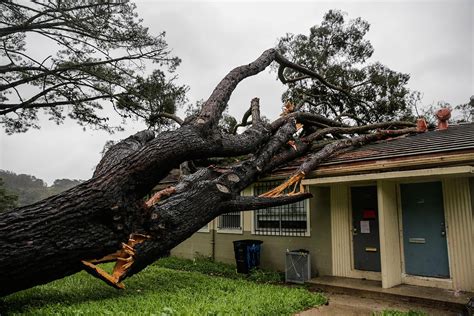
[275,52,352,97]
[221,193,312,212]
[232,108,252,134]
[250,97,261,126]
[304,121,416,142]
[194,49,276,128]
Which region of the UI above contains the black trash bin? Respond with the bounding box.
[233,240,263,274]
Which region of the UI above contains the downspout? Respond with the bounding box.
[211,219,216,261]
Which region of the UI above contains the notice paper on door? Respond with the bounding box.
[360,220,370,234]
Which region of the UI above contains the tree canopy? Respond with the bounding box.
[0,178,17,212]
[276,10,419,125]
[0,170,83,207]
[0,0,185,134]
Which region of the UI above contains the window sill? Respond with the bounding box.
[251,231,311,237]
[216,228,243,235]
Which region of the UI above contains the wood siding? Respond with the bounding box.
[443,178,474,291]
[330,184,351,277]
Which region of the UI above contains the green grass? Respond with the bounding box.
[156,256,283,283]
[0,263,326,315]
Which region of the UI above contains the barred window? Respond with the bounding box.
[253,181,308,236]
[218,211,241,230]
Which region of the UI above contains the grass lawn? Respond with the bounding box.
[0,260,326,315]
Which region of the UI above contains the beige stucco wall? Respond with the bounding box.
[171,174,474,292]
[171,186,332,277]
[171,230,213,259]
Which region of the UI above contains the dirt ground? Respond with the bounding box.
[296,293,461,315]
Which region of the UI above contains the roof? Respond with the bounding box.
[324,122,474,166]
[272,123,474,178]
[156,123,474,188]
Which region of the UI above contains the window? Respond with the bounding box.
[253,181,309,236]
[218,211,242,232]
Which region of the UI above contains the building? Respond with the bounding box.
[171,123,474,292]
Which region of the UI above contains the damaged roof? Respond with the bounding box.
[324,122,474,166]
[157,123,474,187]
[272,122,474,178]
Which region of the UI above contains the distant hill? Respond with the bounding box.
[0,170,84,208]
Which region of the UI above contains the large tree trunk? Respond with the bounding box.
[0,49,419,296]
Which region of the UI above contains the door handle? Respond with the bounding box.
[353,227,358,235]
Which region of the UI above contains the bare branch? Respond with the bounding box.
[250,97,261,126]
[275,52,351,96]
[304,121,416,142]
[194,49,276,128]
[221,193,312,212]
[232,108,252,134]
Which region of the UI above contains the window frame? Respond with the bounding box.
[217,211,243,234]
[250,182,311,237]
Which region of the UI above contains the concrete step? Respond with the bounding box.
[307,276,472,314]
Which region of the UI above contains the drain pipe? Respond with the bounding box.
[211,219,216,261]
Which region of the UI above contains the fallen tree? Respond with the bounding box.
[0,48,424,296]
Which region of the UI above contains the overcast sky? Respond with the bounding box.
[0,0,472,184]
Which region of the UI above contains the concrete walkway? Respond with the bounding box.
[296,293,461,315]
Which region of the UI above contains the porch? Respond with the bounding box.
[303,166,474,292]
[308,275,473,314]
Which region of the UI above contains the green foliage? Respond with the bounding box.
[220,113,238,134]
[156,256,284,283]
[247,267,284,283]
[116,70,188,131]
[0,1,184,133]
[0,264,326,315]
[0,178,17,212]
[0,170,83,207]
[374,310,427,316]
[277,10,418,125]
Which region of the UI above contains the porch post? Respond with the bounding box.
[377,180,402,288]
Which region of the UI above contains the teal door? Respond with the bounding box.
[400,182,450,278]
[351,186,381,272]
